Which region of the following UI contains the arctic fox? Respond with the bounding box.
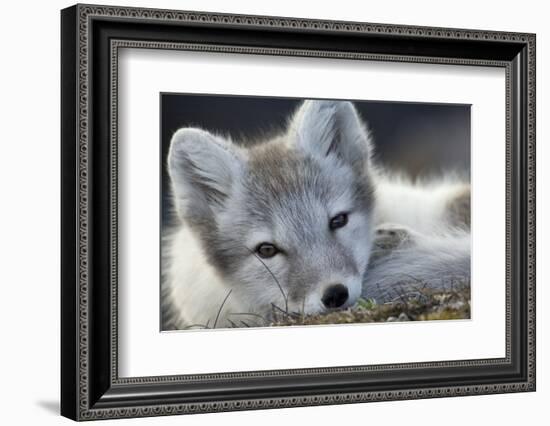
[162,100,470,330]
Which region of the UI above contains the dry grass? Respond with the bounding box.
[182,282,471,330]
[269,284,470,327]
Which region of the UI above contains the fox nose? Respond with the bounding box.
[321,284,349,309]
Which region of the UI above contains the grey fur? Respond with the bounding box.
[363,224,470,302]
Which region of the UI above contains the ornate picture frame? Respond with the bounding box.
[61,3,536,421]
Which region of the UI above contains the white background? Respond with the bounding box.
[119,50,506,376]
[0,0,547,425]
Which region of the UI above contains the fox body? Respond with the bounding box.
[162,100,470,330]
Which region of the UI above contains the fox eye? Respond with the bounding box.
[329,213,348,230]
[256,242,279,258]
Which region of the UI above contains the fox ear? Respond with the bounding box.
[290,100,372,171]
[168,128,243,221]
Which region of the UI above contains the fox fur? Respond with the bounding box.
[162,100,470,330]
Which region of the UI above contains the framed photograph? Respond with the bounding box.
[61,4,536,421]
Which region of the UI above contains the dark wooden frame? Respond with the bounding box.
[61,3,536,421]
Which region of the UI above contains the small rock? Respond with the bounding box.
[386,316,397,322]
[448,301,466,310]
[398,312,410,321]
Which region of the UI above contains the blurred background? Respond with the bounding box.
[161,94,470,226]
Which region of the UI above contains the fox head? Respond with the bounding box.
[168,100,375,317]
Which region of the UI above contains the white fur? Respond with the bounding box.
[163,226,250,329]
[372,174,468,233]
